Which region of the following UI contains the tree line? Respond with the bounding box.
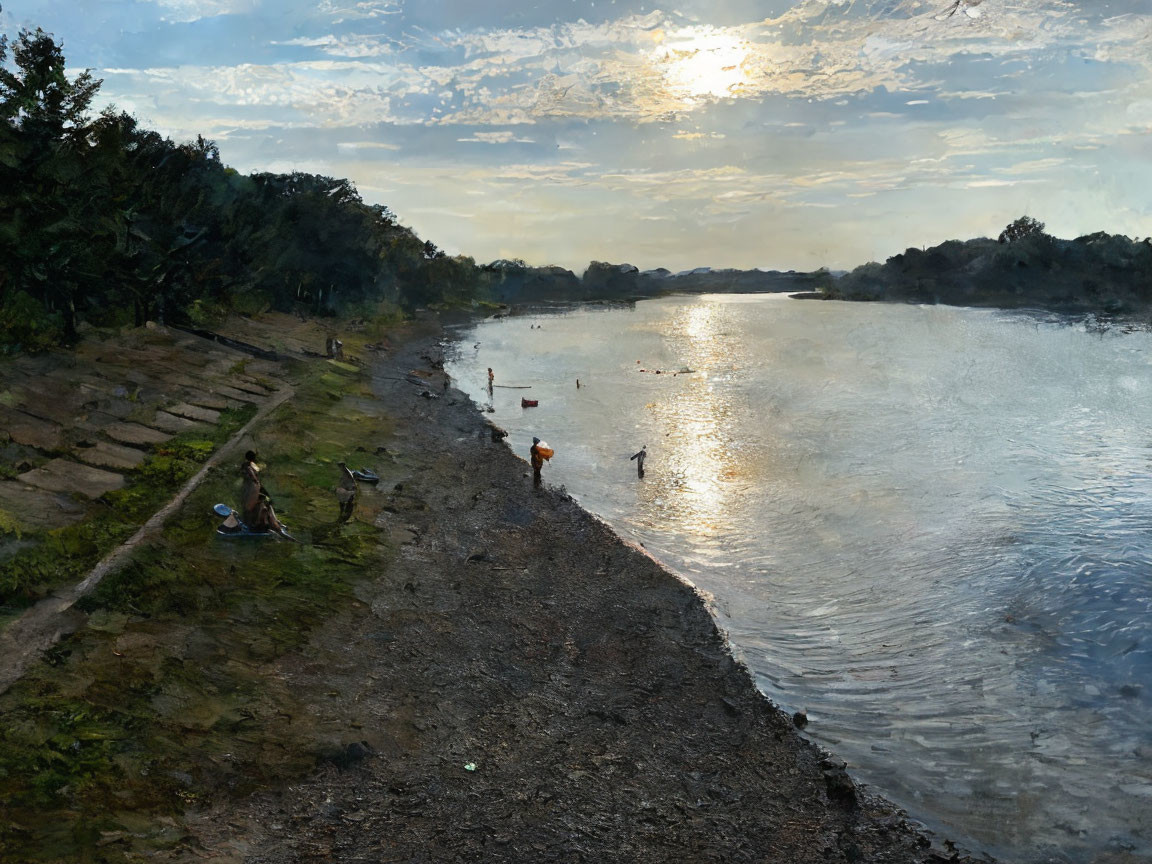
[0,26,487,353]
[826,217,1152,315]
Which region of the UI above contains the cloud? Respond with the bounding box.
[103,1,1152,136]
[272,33,398,57]
[75,0,1152,271]
[336,140,401,151]
[317,0,402,23]
[143,0,259,23]
[457,131,537,144]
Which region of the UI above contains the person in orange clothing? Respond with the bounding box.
[530,436,553,486]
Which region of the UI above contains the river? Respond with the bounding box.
[444,294,1152,863]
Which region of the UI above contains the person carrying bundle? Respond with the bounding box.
[530,437,554,486]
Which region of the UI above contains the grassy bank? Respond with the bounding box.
[0,405,257,617]
[0,326,403,862]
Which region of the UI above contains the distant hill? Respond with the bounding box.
[826,224,1152,316]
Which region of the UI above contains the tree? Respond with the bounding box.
[0,28,106,343]
[998,216,1046,244]
[0,28,101,142]
[0,22,490,350]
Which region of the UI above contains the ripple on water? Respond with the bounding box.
[446,297,1152,863]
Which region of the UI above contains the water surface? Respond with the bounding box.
[446,295,1152,862]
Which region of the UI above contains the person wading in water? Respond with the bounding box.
[530,437,553,487]
[630,444,647,478]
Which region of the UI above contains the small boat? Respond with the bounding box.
[351,468,380,484]
[521,398,539,408]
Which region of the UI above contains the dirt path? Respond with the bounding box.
[177,325,970,863]
[0,385,292,696]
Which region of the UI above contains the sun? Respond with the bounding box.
[654,28,751,101]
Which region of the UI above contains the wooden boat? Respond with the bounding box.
[521,398,539,408]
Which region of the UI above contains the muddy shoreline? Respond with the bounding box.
[177,319,978,863]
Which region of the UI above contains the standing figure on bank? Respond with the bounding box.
[240,450,287,535]
[336,461,358,523]
[630,444,647,478]
[530,437,553,487]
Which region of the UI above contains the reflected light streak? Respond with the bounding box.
[642,302,740,541]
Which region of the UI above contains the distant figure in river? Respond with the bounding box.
[630,445,647,478]
[336,461,358,523]
[240,450,287,535]
[530,437,553,487]
[936,0,983,18]
[487,367,494,394]
[576,378,581,389]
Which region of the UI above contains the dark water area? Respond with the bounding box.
[446,295,1152,863]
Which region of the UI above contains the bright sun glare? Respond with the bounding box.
[653,28,751,101]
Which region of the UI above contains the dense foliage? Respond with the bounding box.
[827,219,1152,315]
[0,27,485,352]
[998,215,1046,245]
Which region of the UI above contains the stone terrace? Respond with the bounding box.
[0,323,289,533]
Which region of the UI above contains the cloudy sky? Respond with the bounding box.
[7,0,1151,271]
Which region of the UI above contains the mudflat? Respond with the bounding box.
[181,322,968,863]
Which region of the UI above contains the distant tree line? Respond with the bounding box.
[9,24,1147,352]
[0,26,487,352]
[826,218,1152,315]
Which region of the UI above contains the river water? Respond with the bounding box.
[444,294,1152,863]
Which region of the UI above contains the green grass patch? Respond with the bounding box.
[0,336,398,863]
[0,406,257,610]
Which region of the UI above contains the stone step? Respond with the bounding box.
[0,406,64,451]
[0,480,87,529]
[181,390,242,411]
[210,385,266,405]
[17,458,126,499]
[165,402,221,424]
[232,378,276,397]
[148,411,212,435]
[72,440,147,471]
[98,420,173,447]
[9,380,92,426]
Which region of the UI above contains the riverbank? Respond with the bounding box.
[0,312,975,862]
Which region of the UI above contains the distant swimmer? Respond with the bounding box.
[630,445,647,479]
[576,379,581,389]
[936,0,983,19]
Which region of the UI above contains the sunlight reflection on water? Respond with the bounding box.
[445,295,1152,863]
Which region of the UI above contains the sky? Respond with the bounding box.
[5,0,1151,272]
